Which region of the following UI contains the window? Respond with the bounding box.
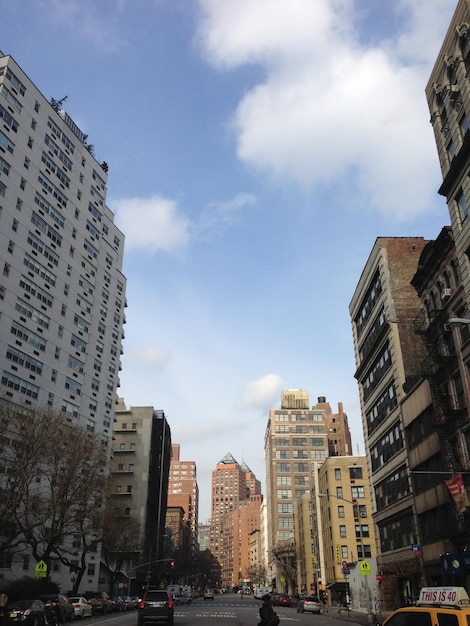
[339,525,347,538]
[338,505,345,518]
[351,486,366,499]
[335,468,341,480]
[460,113,469,137]
[349,467,363,479]
[456,189,469,221]
[356,524,369,538]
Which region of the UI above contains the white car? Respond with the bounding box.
[69,597,93,618]
[203,589,215,600]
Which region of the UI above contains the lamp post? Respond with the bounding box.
[318,493,373,621]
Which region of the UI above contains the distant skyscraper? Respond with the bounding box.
[167,443,199,555]
[264,389,351,594]
[209,453,261,585]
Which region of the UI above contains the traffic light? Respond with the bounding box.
[170,560,175,568]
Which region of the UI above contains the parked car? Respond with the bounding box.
[85,593,112,615]
[4,599,47,626]
[68,598,92,619]
[203,589,214,601]
[111,597,126,612]
[121,596,136,610]
[297,595,321,614]
[41,595,74,623]
[137,590,174,626]
[277,594,292,607]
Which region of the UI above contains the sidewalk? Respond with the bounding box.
[323,607,385,626]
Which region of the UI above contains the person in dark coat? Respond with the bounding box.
[259,594,276,626]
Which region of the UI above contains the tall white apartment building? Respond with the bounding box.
[0,53,126,587]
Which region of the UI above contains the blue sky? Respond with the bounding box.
[2,0,458,520]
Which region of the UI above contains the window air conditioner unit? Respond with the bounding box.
[441,288,452,301]
[360,512,367,518]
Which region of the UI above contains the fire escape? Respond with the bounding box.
[414,307,468,531]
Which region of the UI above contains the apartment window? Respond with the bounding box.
[356,524,369,538]
[338,506,345,518]
[349,467,363,479]
[456,189,469,221]
[339,525,347,538]
[351,486,365,499]
[460,113,469,137]
[341,546,348,559]
[335,468,341,480]
[358,545,372,559]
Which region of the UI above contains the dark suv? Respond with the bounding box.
[138,590,174,626]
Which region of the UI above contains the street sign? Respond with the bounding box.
[360,560,371,576]
[34,560,47,578]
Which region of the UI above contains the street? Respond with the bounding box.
[89,594,369,626]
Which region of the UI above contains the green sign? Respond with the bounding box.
[35,560,47,578]
[359,560,371,576]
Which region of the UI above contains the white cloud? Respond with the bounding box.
[197,0,455,220]
[194,192,257,240]
[242,374,285,411]
[113,195,190,254]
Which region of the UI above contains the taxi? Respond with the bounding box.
[382,587,470,626]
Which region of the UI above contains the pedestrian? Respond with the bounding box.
[48,599,62,626]
[259,594,280,626]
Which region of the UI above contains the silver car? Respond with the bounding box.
[297,596,321,614]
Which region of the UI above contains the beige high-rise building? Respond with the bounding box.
[315,456,377,611]
[265,390,344,595]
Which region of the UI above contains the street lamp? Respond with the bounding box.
[318,493,373,621]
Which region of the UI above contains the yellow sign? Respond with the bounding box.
[34,560,47,578]
[360,560,371,576]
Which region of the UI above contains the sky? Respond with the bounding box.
[1,0,459,521]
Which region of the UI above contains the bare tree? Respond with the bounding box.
[0,401,108,578]
[244,562,267,586]
[101,509,142,594]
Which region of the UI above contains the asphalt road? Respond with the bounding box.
[88,594,367,626]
